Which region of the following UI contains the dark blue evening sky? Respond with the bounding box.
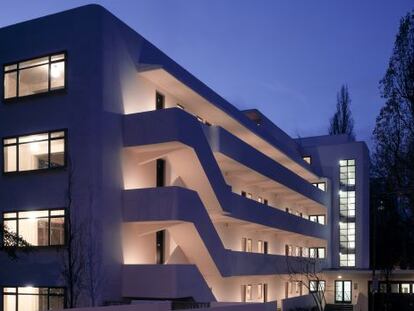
[1,1,412,146]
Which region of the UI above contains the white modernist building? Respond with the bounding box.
[0,5,382,311]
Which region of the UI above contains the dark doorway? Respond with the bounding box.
[156,159,165,187]
[264,241,268,254]
[156,230,165,264]
[263,283,268,302]
[156,91,165,110]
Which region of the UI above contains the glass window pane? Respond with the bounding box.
[4,212,17,219]
[19,133,48,143]
[4,72,17,99]
[4,145,17,172]
[51,54,65,62]
[18,140,49,171]
[19,56,49,69]
[50,131,65,139]
[50,210,65,216]
[19,287,40,294]
[4,64,17,71]
[19,217,49,246]
[50,139,65,167]
[4,138,17,145]
[3,294,16,311]
[19,64,49,97]
[50,61,65,90]
[50,217,65,245]
[4,220,17,246]
[19,210,49,218]
[4,288,16,293]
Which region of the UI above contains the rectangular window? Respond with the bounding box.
[4,53,66,100]
[257,240,263,253]
[3,130,66,173]
[246,238,252,252]
[257,284,263,299]
[3,287,64,311]
[245,284,252,301]
[3,209,65,247]
[309,215,326,225]
[257,196,263,203]
[339,159,356,186]
[309,281,325,293]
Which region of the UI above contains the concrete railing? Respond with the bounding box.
[281,294,317,311]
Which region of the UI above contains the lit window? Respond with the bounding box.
[258,196,263,203]
[309,215,326,225]
[3,287,64,311]
[339,159,356,186]
[257,284,263,299]
[3,209,65,247]
[257,240,263,253]
[303,156,311,164]
[401,283,411,294]
[3,130,66,173]
[309,280,325,293]
[4,53,66,100]
[312,182,326,191]
[244,284,252,301]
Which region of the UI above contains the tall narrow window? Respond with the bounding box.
[257,240,263,253]
[339,159,356,267]
[3,130,66,173]
[3,287,64,311]
[263,241,269,254]
[156,159,165,187]
[3,52,66,100]
[156,92,165,110]
[3,209,65,247]
[156,230,165,264]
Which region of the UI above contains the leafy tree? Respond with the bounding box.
[328,85,355,139]
[372,10,414,277]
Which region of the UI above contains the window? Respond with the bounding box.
[263,199,268,205]
[242,238,252,252]
[309,215,326,225]
[340,253,355,267]
[241,191,246,197]
[3,130,66,173]
[339,191,355,219]
[309,247,325,259]
[312,182,326,191]
[258,196,263,203]
[3,209,65,247]
[257,284,263,299]
[257,240,263,253]
[3,287,64,311]
[339,159,355,186]
[243,284,252,301]
[247,193,252,199]
[309,280,325,293]
[4,53,66,100]
[303,156,311,164]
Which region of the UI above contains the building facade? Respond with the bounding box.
[0,5,378,311]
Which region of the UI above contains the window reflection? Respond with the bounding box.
[3,209,65,247]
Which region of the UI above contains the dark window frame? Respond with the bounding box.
[2,129,68,175]
[309,280,326,293]
[2,286,65,310]
[2,208,66,248]
[309,214,326,225]
[3,51,67,103]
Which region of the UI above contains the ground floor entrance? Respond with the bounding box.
[335,280,352,303]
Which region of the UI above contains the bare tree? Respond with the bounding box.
[84,185,103,306]
[60,157,87,308]
[328,85,355,139]
[286,255,326,311]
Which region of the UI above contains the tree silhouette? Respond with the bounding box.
[328,85,355,139]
